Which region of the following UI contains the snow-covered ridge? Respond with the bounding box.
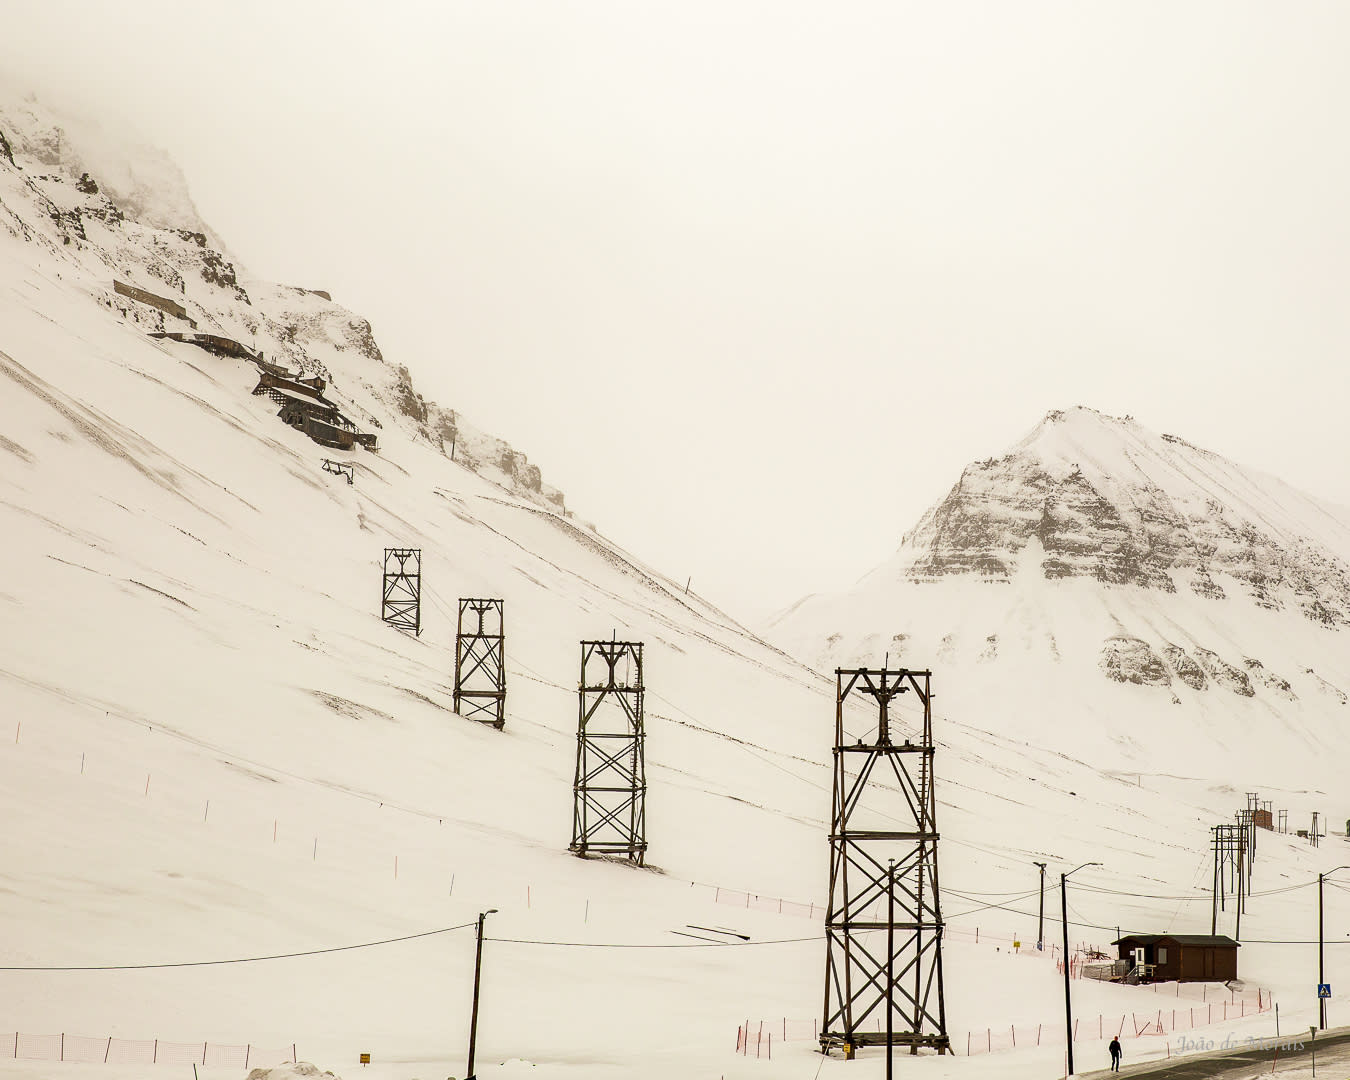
[901,407,1350,627]
[0,94,566,512]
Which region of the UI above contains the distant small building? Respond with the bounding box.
[1113,934,1239,982]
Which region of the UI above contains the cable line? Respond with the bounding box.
[0,922,476,972]
[486,934,821,949]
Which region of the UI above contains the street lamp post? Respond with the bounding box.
[1034,861,1047,951]
[466,908,498,1080]
[1062,862,1102,1077]
[1318,867,1349,1030]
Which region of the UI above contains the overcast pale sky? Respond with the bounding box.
[4,2,1348,621]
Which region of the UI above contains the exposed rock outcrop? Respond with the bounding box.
[1243,658,1297,701]
[1163,645,1207,690]
[1194,648,1255,697]
[1100,637,1171,687]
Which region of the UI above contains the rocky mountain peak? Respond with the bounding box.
[898,408,1350,627]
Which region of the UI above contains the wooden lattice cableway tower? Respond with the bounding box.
[1211,824,1246,938]
[569,640,646,865]
[821,667,949,1058]
[381,548,422,635]
[454,599,506,729]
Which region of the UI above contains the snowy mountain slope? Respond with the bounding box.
[3,100,1350,1080]
[0,96,565,516]
[769,408,1350,783]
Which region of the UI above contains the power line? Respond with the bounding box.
[486,934,821,949]
[0,922,476,972]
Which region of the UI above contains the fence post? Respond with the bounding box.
[245,1045,250,1069]
[60,1034,64,1062]
[1038,1023,1042,1045]
[987,1028,990,1052]
[1011,1024,1016,1047]
[203,1043,207,1065]
[153,1040,157,1064]
[104,1038,111,1063]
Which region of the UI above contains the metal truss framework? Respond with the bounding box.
[454,599,506,729]
[381,548,422,635]
[821,667,949,1058]
[569,640,646,865]
[459,594,510,729]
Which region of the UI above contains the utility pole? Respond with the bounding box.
[886,859,895,1080]
[1211,827,1219,935]
[1062,863,1101,1076]
[466,908,498,1080]
[1034,862,1047,951]
[1319,869,1349,1030]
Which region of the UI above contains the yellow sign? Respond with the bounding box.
[359,1053,371,1066]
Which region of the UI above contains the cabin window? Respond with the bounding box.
[1158,947,1167,964]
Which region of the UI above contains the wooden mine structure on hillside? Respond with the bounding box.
[454,599,506,729]
[381,548,422,636]
[821,667,949,1059]
[148,330,378,451]
[569,639,646,866]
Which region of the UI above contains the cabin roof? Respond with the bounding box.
[1113,934,1240,948]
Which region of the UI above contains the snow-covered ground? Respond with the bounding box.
[2,97,1350,1080]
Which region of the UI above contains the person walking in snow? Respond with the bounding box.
[1108,1035,1122,1071]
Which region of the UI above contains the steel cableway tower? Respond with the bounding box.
[821,667,949,1058]
[569,639,647,865]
